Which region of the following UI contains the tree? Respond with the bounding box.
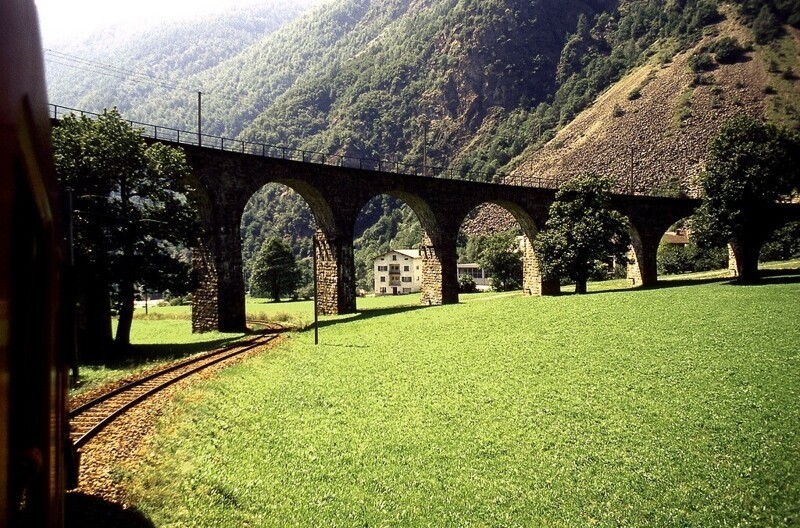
[752,5,782,44]
[478,231,523,292]
[53,109,199,351]
[693,115,800,281]
[250,237,299,301]
[534,174,631,294]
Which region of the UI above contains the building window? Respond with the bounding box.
[380,287,386,294]
[416,265,419,270]
[390,265,400,272]
[402,277,412,283]
[392,255,397,261]
[380,276,386,282]
[404,257,409,261]
[377,265,388,272]
[404,266,409,271]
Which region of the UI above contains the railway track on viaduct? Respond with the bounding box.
[69,332,278,448]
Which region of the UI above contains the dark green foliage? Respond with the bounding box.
[694,114,800,279]
[534,174,631,294]
[657,241,729,275]
[760,221,800,261]
[250,237,299,301]
[53,109,199,348]
[240,184,315,289]
[752,5,783,43]
[688,52,716,72]
[477,231,523,292]
[735,0,800,26]
[709,36,745,63]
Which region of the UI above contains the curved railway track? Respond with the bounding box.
[69,333,278,449]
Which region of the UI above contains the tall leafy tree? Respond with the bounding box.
[477,231,523,292]
[693,115,800,281]
[534,174,631,294]
[250,237,299,301]
[53,109,199,351]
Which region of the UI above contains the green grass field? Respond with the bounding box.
[118,267,800,527]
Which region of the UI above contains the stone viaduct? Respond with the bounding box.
[49,106,800,334]
[179,144,707,333]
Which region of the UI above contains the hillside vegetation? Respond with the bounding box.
[45,0,800,288]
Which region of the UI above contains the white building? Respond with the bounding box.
[373,249,423,295]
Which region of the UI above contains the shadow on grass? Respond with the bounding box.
[579,267,800,295]
[728,268,800,286]
[314,304,428,329]
[66,492,154,528]
[80,332,259,370]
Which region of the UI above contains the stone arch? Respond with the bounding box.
[352,190,444,305]
[189,162,346,330]
[257,179,353,316]
[239,181,326,299]
[457,201,559,296]
[608,196,699,289]
[651,217,725,280]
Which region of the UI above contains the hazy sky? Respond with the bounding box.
[34,0,314,45]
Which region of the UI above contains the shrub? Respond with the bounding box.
[688,52,715,72]
[612,103,625,117]
[752,5,782,44]
[628,88,641,100]
[589,261,613,281]
[687,243,728,272]
[658,243,692,275]
[658,240,729,275]
[709,36,744,63]
[458,273,477,293]
[760,221,800,261]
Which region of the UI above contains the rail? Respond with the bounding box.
[49,104,561,188]
[68,333,278,448]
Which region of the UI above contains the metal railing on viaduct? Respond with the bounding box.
[50,104,561,189]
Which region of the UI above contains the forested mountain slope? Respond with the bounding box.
[45,1,319,124]
[45,0,800,290]
[509,6,800,196]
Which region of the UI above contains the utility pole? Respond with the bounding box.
[629,146,634,195]
[423,120,428,177]
[313,234,319,346]
[197,91,203,147]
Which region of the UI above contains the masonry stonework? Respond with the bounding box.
[172,143,728,333]
[191,242,218,332]
[520,235,560,295]
[315,231,356,315]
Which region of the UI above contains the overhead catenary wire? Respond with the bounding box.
[44,48,190,92]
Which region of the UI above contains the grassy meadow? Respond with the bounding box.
[115,266,800,527]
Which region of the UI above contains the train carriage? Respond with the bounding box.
[1,1,74,526]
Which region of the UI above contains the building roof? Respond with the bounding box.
[662,231,690,245]
[374,249,421,260]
